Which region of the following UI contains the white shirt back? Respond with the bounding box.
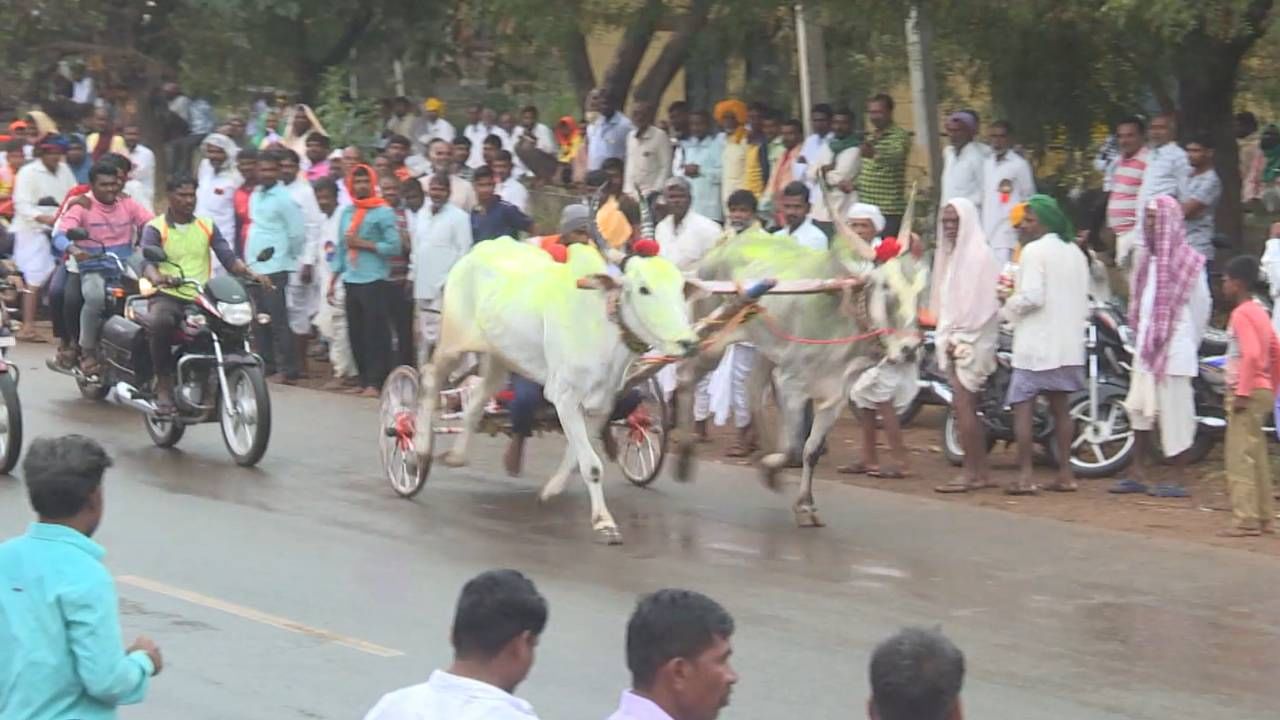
[363,670,539,720]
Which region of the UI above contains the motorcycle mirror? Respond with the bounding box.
[255,247,275,263]
[142,245,168,263]
[66,228,89,242]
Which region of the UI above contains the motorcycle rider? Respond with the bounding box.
[139,176,269,413]
[53,161,153,376]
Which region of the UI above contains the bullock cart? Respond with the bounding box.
[376,276,862,500]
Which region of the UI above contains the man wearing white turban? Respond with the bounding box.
[195,133,241,245]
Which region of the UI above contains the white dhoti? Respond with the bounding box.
[286,272,320,335]
[14,229,54,286]
[937,315,1000,394]
[706,343,754,428]
[416,298,443,367]
[851,359,920,411]
[315,282,357,379]
[1123,370,1195,457]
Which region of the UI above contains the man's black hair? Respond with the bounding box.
[1186,133,1215,151]
[277,147,301,165]
[400,178,424,195]
[495,149,514,164]
[602,156,625,173]
[238,147,259,162]
[626,589,734,689]
[453,135,472,148]
[258,148,285,164]
[520,105,538,116]
[748,101,769,115]
[811,102,833,117]
[783,118,805,134]
[869,627,966,720]
[387,134,412,149]
[306,132,331,147]
[451,569,547,660]
[833,107,856,121]
[870,93,896,112]
[1116,114,1146,135]
[991,119,1013,134]
[667,100,689,114]
[1237,111,1259,135]
[167,175,197,193]
[782,180,810,202]
[88,162,120,183]
[483,134,504,149]
[689,109,712,123]
[1226,255,1260,286]
[311,177,338,196]
[472,166,495,182]
[727,189,758,212]
[101,153,132,174]
[23,435,114,519]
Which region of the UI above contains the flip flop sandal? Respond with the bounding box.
[1043,481,1079,492]
[1147,483,1190,498]
[934,480,975,493]
[1108,479,1149,494]
[868,468,909,479]
[1004,484,1040,496]
[837,463,876,475]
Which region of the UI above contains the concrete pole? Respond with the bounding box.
[905,3,942,192]
[795,3,814,136]
[795,2,831,133]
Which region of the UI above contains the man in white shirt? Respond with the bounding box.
[194,133,241,249]
[587,89,632,172]
[412,173,474,365]
[604,589,737,720]
[310,178,358,388]
[940,111,985,210]
[363,569,547,720]
[1140,113,1190,205]
[419,139,477,212]
[279,148,326,377]
[13,139,76,340]
[623,100,671,202]
[775,181,827,250]
[491,150,529,213]
[655,177,721,272]
[1000,195,1089,495]
[122,124,156,210]
[1112,195,1210,499]
[980,120,1035,264]
[417,97,455,148]
[795,103,833,192]
[511,105,556,178]
[464,106,504,169]
[806,107,861,230]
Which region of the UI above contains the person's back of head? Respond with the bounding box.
[868,627,965,720]
[23,435,114,535]
[449,569,547,693]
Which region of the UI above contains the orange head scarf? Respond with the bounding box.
[714,99,748,143]
[344,163,389,261]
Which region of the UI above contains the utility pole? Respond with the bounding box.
[795,3,814,136]
[794,2,830,135]
[905,3,942,192]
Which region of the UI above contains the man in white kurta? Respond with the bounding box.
[980,121,1035,264]
[806,108,861,230]
[941,112,985,211]
[12,141,76,341]
[413,173,474,365]
[655,177,721,272]
[623,101,672,202]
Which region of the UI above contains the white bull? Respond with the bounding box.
[415,238,699,544]
[675,220,927,527]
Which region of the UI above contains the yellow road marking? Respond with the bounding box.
[117,575,404,658]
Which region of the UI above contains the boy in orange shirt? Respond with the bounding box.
[1221,255,1280,536]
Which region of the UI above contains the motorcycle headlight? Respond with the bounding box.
[217,301,253,326]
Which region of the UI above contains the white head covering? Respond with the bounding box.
[847,202,885,234]
[931,197,1001,334]
[202,133,240,163]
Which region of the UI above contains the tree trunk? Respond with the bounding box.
[564,28,596,112]
[598,0,665,104]
[630,0,715,104]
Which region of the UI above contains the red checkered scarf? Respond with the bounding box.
[1128,194,1204,378]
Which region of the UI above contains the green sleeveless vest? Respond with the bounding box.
[148,216,213,300]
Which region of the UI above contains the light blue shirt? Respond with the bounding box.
[677,134,724,221]
[587,112,633,171]
[331,205,401,285]
[0,523,154,720]
[246,182,305,276]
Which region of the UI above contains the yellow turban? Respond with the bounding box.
[713,99,748,142]
[1009,201,1027,228]
[423,97,445,114]
[596,196,633,250]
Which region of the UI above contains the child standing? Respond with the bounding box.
[1221,255,1280,537]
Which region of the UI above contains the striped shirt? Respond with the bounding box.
[856,125,911,214]
[1106,148,1148,235]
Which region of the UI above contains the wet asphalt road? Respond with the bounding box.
[3,344,1280,720]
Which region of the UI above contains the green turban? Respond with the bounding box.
[1026,194,1074,242]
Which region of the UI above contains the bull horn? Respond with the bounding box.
[636,184,655,240]
[896,181,918,258]
[820,176,876,261]
[585,185,608,254]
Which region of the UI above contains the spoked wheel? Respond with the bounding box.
[144,409,186,448]
[941,408,995,466]
[381,365,428,498]
[1052,390,1135,478]
[219,366,272,467]
[0,372,22,474]
[77,374,109,401]
[613,377,669,487]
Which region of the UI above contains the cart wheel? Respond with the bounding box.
[615,377,669,487]
[380,365,429,498]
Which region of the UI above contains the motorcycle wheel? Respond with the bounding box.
[1052,388,1135,478]
[77,375,109,401]
[0,373,23,474]
[942,408,995,466]
[144,407,186,448]
[219,365,271,467]
[1179,430,1217,466]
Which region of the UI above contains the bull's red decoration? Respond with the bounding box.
[632,238,659,257]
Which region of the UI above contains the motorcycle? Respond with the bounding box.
[937,302,1137,478]
[76,244,273,466]
[0,270,22,474]
[895,327,945,426]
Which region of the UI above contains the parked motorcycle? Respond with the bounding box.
[0,270,23,474]
[895,327,945,426]
[938,302,1136,478]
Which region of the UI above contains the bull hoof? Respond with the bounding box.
[593,525,624,545]
[673,443,697,483]
[759,453,787,492]
[538,480,567,504]
[442,450,467,467]
[794,506,825,528]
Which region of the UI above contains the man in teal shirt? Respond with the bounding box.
[246,149,306,382]
[0,435,163,719]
